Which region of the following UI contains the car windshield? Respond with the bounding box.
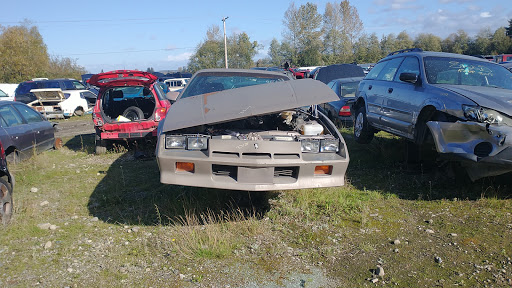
[180,72,289,99]
[424,57,512,90]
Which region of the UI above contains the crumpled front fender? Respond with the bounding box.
[427,121,512,180]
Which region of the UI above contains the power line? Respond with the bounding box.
[54,47,196,57]
[0,17,191,25]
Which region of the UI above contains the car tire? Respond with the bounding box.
[74,107,84,116]
[0,177,13,225]
[95,141,107,155]
[122,106,144,121]
[95,129,107,155]
[354,105,374,144]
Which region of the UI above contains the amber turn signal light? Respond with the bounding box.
[176,162,194,173]
[314,165,332,175]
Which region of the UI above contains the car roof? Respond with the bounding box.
[328,77,365,84]
[382,49,491,63]
[192,68,292,78]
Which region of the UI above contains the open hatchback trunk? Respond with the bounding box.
[29,88,65,119]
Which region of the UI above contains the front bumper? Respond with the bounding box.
[427,121,512,180]
[156,136,349,191]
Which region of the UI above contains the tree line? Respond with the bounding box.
[189,1,512,71]
[187,26,259,73]
[0,22,86,83]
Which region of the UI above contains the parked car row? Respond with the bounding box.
[14,78,97,119]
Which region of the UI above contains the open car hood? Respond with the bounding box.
[88,70,157,87]
[161,79,338,132]
[30,88,65,102]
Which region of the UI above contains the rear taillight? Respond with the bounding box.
[339,105,351,117]
[155,107,167,122]
[92,112,103,126]
[0,141,5,160]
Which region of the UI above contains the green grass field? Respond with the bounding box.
[1,129,511,287]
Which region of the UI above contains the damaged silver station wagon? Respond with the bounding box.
[156,69,349,191]
[352,49,512,180]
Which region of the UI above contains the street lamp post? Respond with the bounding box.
[222,16,229,69]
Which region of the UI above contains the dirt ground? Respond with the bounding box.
[53,116,95,138]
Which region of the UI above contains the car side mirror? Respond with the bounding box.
[399,72,419,84]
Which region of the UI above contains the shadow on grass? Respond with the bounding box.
[63,133,95,153]
[87,151,277,226]
[343,131,511,201]
[63,134,158,158]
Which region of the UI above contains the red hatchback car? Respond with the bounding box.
[89,70,171,154]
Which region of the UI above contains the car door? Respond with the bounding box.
[13,104,55,153]
[384,56,423,137]
[372,57,406,134]
[0,104,36,161]
[359,60,389,127]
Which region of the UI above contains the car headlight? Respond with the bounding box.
[165,135,186,149]
[463,105,512,125]
[320,139,339,153]
[187,136,208,150]
[301,139,320,153]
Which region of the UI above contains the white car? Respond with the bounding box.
[164,78,189,92]
[29,88,94,118]
[0,88,14,101]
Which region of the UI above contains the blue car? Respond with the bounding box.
[320,77,363,127]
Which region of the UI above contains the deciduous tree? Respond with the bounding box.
[414,33,442,52]
[0,23,49,83]
[283,2,323,66]
[490,27,512,54]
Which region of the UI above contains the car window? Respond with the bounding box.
[180,72,289,99]
[16,82,38,94]
[0,89,7,97]
[394,57,420,82]
[424,57,512,89]
[340,81,359,97]
[364,61,387,80]
[376,57,404,81]
[327,81,338,96]
[80,91,97,98]
[153,82,166,100]
[0,105,25,127]
[72,81,86,90]
[43,80,61,89]
[14,104,43,123]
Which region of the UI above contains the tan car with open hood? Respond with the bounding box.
[156,69,350,191]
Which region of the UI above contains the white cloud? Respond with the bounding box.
[480,12,492,18]
[166,52,193,62]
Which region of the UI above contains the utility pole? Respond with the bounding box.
[222,16,229,69]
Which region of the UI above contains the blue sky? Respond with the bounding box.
[1,0,510,73]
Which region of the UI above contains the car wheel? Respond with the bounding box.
[354,105,374,144]
[122,106,144,121]
[0,177,13,225]
[95,140,107,155]
[74,107,84,116]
